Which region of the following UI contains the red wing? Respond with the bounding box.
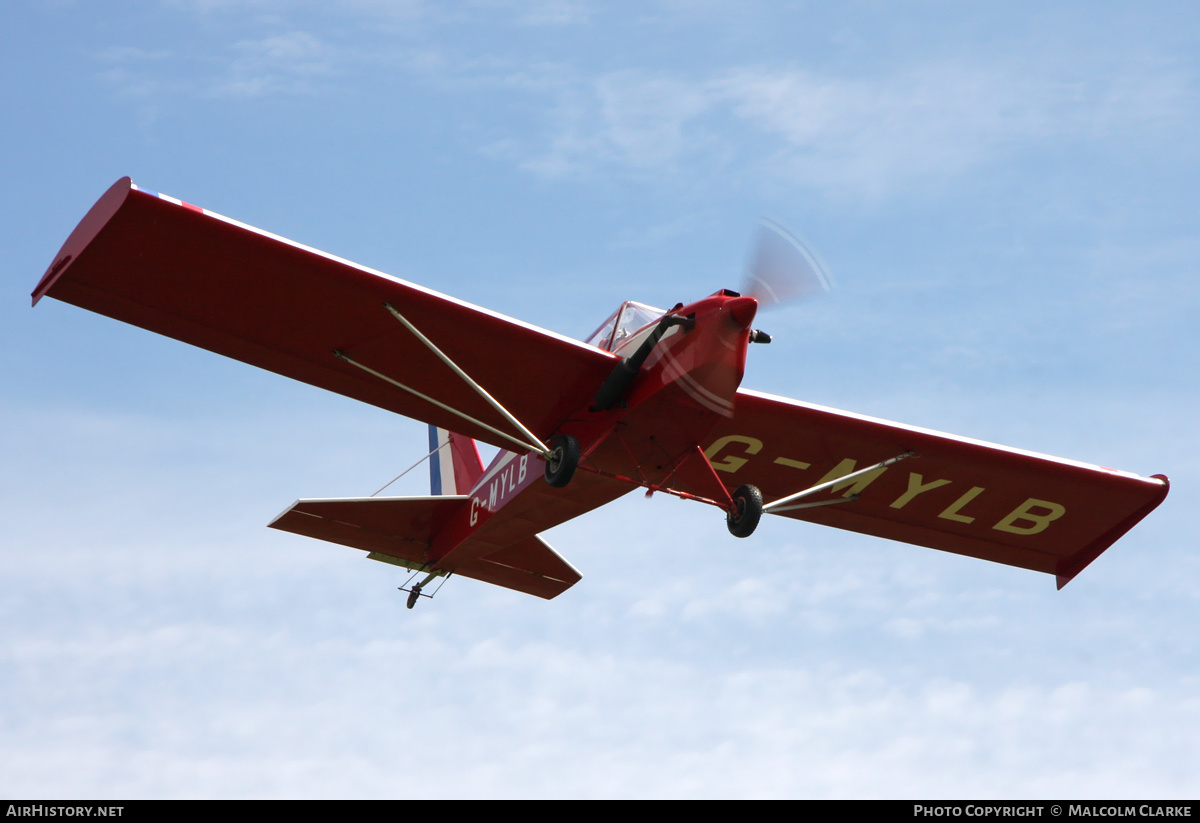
[33,178,618,451]
[677,389,1168,587]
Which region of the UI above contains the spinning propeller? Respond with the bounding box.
[742,218,833,309]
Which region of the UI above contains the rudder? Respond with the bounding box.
[428,425,485,495]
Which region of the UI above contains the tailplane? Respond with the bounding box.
[269,496,580,599]
[269,426,579,600]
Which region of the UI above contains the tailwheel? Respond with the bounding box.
[726,484,763,538]
[401,570,440,610]
[544,434,581,488]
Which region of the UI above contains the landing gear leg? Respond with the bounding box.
[726,484,763,538]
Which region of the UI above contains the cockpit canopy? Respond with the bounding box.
[584,301,665,352]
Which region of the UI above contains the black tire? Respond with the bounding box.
[726,484,763,538]
[544,434,581,488]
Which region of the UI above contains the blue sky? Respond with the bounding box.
[3,0,1197,798]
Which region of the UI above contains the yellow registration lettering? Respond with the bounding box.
[993,498,1066,535]
[890,473,951,509]
[940,486,986,523]
[705,435,763,473]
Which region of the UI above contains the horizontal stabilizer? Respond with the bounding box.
[448,535,581,599]
[269,495,580,599]
[269,495,466,568]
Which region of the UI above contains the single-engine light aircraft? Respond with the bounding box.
[33,178,1169,607]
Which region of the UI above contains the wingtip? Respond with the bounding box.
[32,177,136,306]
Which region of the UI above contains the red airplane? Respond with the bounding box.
[33,178,1169,607]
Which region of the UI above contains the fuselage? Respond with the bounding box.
[429,290,759,571]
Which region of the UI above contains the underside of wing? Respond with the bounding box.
[33,178,618,451]
[674,389,1169,587]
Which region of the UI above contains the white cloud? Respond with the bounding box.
[214,31,336,97]
[498,59,1193,201]
[512,0,591,26]
[715,64,1052,200]
[7,569,1198,799]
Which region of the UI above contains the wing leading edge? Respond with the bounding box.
[677,389,1168,588]
[33,178,618,452]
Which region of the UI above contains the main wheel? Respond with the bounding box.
[726,484,763,538]
[544,434,581,488]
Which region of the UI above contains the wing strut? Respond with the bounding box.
[382,303,550,457]
[763,451,915,513]
[331,302,554,458]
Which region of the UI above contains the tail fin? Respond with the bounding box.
[429,426,485,495]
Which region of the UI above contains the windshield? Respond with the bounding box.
[584,301,665,352]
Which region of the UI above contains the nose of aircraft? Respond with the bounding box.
[725,295,759,328]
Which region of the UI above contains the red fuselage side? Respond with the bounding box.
[429,291,759,571]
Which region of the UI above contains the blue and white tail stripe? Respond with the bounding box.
[428,425,487,495]
[429,425,454,496]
